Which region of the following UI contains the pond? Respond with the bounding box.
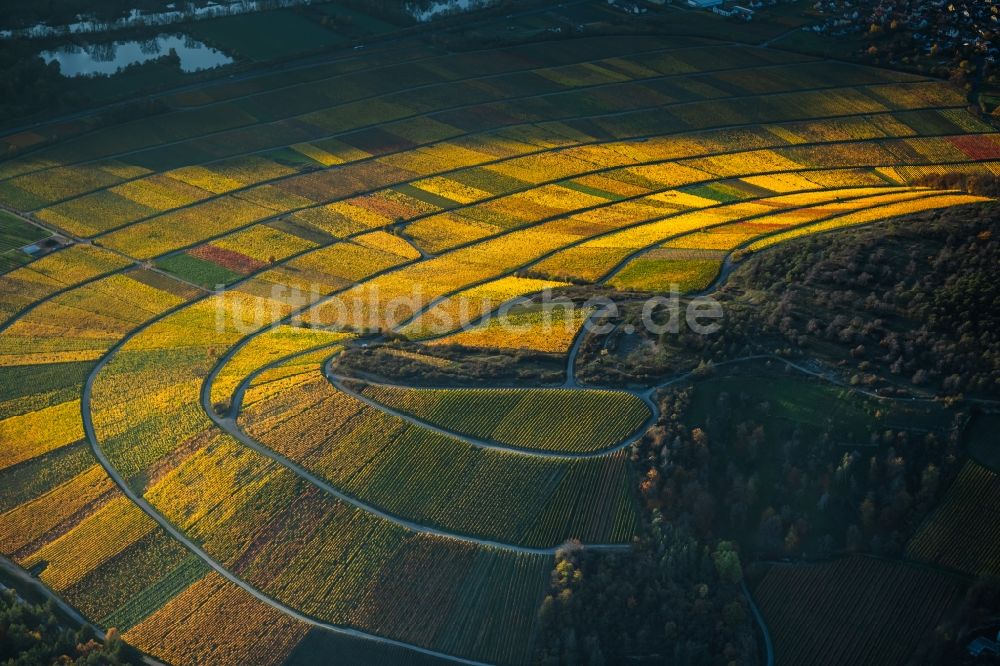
[40,34,234,77]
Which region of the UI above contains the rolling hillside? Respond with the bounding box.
[0,33,997,665]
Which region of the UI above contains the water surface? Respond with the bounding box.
[40,34,233,77]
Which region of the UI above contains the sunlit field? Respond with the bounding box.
[1,27,997,666]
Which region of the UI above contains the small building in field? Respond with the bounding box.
[732,5,754,19]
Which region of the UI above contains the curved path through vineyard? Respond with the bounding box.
[3,31,999,666]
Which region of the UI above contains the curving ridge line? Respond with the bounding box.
[386,182,982,341]
[203,191,977,467]
[322,363,659,460]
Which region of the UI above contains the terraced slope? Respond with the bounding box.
[352,383,652,454]
[0,34,996,666]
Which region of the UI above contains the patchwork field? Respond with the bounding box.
[0,32,997,666]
